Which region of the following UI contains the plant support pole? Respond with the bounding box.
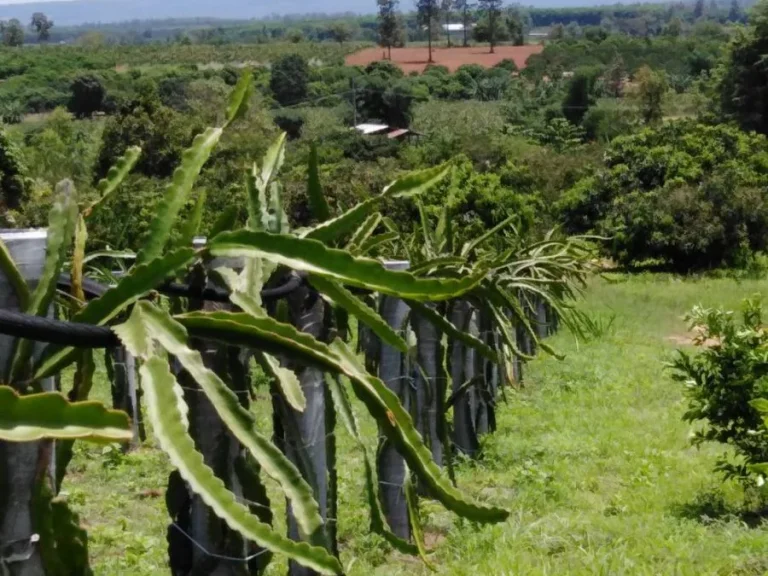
[0,229,53,576]
[448,300,479,458]
[375,261,411,540]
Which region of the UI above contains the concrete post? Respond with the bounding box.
[0,229,53,576]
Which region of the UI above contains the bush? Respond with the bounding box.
[559,121,768,270]
[270,53,310,106]
[68,74,106,118]
[274,110,305,140]
[493,58,519,72]
[581,101,638,142]
[96,84,202,180]
[671,298,768,489]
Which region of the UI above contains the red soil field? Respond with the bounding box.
[345,44,544,73]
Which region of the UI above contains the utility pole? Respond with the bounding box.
[351,76,358,126]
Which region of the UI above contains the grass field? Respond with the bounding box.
[65,273,768,575]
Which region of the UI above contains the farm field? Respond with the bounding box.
[65,273,768,575]
[345,44,544,73]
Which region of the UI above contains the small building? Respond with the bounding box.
[442,23,470,33]
[353,124,422,142]
[354,123,390,136]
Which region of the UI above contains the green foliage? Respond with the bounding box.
[0,126,27,215]
[562,66,601,125]
[274,110,306,140]
[1,19,25,47]
[560,121,768,270]
[526,34,726,81]
[671,298,768,487]
[270,53,310,106]
[633,65,668,124]
[0,386,132,442]
[718,1,768,135]
[581,100,638,142]
[96,86,202,180]
[68,75,106,118]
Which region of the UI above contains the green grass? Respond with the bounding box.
[65,273,768,574]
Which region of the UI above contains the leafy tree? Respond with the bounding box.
[565,21,583,38]
[274,110,305,140]
[286,28,304,43]
[0,127,27,216]
[478,0,504,53]
[378,0,401,59]
[694,0,705,19]
[1,19,24,47]
[506,8,525,45]
[664,16,682,37]
[728,0,744,22]
[269,53,310,106]
[68,74,106,118]
[473,14,511,43]
[549,23,565,39]
[96,81,201,180]
[30,12,53,42]
[560,121,768,270]
[719,0,768,134]
[357,66,414,127]
[442,0,455,47]
[454,0,475,46]
[634,65,667,124]
[327,22,353,45]
[562,67,600,125]
[605,54,626,98]
[417,0,440,62]
[581,100,637,142]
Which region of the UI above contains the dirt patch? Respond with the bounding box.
[667,326,721,348]
[345,44,544,73]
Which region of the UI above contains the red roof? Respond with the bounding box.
[387,129,410,139]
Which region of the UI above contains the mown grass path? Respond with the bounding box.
[67,275,768,575]
[415,275,768,576]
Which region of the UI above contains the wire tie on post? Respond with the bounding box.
[170,523,269,563]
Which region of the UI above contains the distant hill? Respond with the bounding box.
[0,0,675,27]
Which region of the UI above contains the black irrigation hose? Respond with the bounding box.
[0,273,309,349]
[0,310,118,349]
[57,272,306,304]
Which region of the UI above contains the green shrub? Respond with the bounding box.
[581,100,638,142]
[270,53,310,106]
[273,110,305,140]
[671,297,768,488]
[68,74,106,118]
[560,121,768,270]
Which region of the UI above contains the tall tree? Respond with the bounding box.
[0,19,24,47]
[605,54,626,98]
[634,65,668,125]
[719,0,768,134]
[478,0,503,54]
[454,0,474,46]
[378,0,400,60]
[328,22,353,45]
[506,6,525,46]
[417,0,440,63]
[693,0,705,19]
[269,53,310,106]
[728,0,744,22]
[30,12,53,42]
[442,0,454,47]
